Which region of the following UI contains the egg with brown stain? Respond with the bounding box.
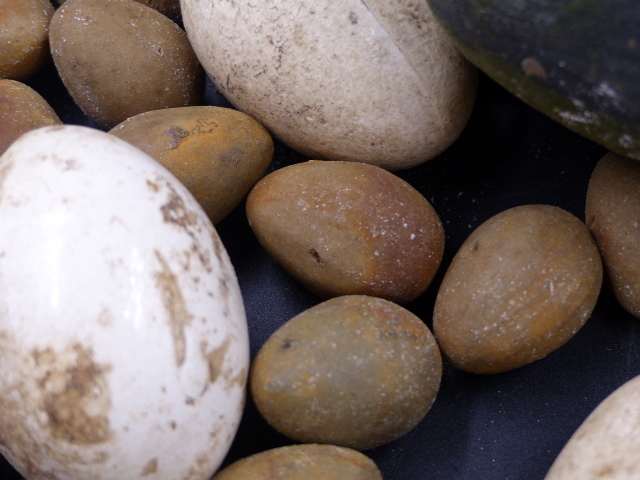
[181,0,477,170]
[0,125,249,480]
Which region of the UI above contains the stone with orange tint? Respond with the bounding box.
[245,160,444,304]
[586,152,640,319]
[249,295,442,450]
[0,79,61,155]
[213,444,382,480]
[0,0,54,80]
[433,204,602,374]
[110,106,273,224]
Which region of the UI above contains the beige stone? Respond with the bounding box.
[181,0,478,170]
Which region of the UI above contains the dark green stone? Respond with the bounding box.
[427,0,640,158]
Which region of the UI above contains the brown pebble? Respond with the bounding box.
[0,0,54,80]
[586,152,640,318]
[0,79,61,155]
[56,0,182,22]
[246,160,445,304]
[49,0,203,129]
[110,106,273,224]
[213,443,382,480]
[250,295,442,450]
[434,204,602,374]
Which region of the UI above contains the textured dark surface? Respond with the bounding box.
[426,0,640,160]
[3,60,638,480]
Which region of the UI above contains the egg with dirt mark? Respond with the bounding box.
[0,125,249,480]
[180,0,477,170]
[545,374,640,480]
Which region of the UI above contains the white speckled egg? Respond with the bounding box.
[180,0,478,170]
[0,125,249,480]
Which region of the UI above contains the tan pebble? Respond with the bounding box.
[250,295,442,450]
[0,0,54,80]
[433,204,602,374]
[0,79,61,155]
[213,443,382,480]
[586,152,640,318]
[110,106,273,224]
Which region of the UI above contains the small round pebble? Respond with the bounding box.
[586,152,640,318]
[246,160,445,304]
[213,444,382,480]
[0,79,61,155]
[110,106,273,224]
[250,294,442,450]
[434,204,602,374]
[0,0,54,80]
[55,0,182,22]
[49,0,203,128]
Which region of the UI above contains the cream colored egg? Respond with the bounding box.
[545,375,640,480]
[0,125,249,480]
[180,0,478,170]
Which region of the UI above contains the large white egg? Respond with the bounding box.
[180,0,478,170]
[0,126,249,480]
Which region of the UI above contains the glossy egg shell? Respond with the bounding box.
[0,125,249,480]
